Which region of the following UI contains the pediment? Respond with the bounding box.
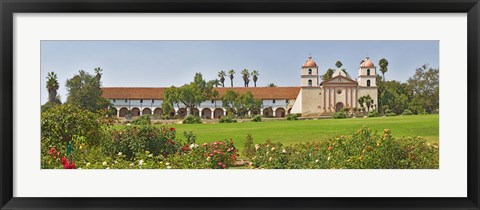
[322,75,358,85]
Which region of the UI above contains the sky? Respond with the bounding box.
[40,40,439,104]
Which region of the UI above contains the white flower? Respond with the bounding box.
[189,143,199,149]
[129,163,134,167]
[327,156,331,161]
[282,149,287,154]
[139,159,144,166]
[271,147,275,151]
[126,123,131,126]
[102,161,108,166]
[86,163,91,167]
[166,166,172,169]
[315,159,319,163]
[268,157,273,162]
[106,167,110,170]
[118,152,122,156]
[148,154,153,157]
[166,162,170,166]
[78,168,82,169]
[206,157,211,161]
[255,144,260,151]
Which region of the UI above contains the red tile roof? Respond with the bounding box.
[102,87,300,100]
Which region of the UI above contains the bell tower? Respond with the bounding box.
[301,56,319,87]
[357,57,377,87]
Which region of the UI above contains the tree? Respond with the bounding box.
[407,64,439,114]
[222,90,261,117]
[358,95,373,113]
[65,69,111,112]
[241,69,250,87]
[218,70,226,87]
[164,73,218,116]
[94,67,103,82]
[251,70,259,87]
[379,58,389,81]
[228,69,235,87]
[335,61,343,68]
[213,79,221,88]
[46,72,60,105]
[322,69,335,81]
[266,83,277,87]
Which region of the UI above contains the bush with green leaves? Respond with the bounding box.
[384,109,396,117]
[183,115,202,124]
[333,111,347,119]
[248,127,439,169]
[251,115,262,122]
[219,115,237,123]
[402,109,413,115]
[102,125,180,159]
[41,104,104,156]
[243,134,256,158]
[367,110,379,117]
[132,115,151,125]
[286,114,299,121]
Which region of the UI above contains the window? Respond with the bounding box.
[337,90,342,94]
[308,79,312,86]
[140,99,143,103]
[125,99,128,103]
[367,69,370,75]
[113,99,116,103]
[152,99,155,103]
[286,99,289,103]
[273,99,276,104]
[308,69,312,75]
[211,100,214,104]
[367,80,371,87]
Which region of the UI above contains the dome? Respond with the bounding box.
[303,56,317,67]
[360,57,375,68]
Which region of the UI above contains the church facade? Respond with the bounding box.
[102,56,378,118]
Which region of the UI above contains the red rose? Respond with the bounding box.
[170,127,175,131]
[328,146,332,151]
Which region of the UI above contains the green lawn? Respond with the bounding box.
[163,114,439,146]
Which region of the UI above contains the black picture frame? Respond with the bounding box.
[1,0,479,209]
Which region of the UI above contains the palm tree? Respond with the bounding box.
[241,69,250,87]
[379,58,389,81]
[94,67,103,82]
[218,70,226,87]
[213,79,221,87]
[335,61,343,68]
[228,69,235,87]
[46,72,59,104]
[251,70,259,87]
[266,83,277,87]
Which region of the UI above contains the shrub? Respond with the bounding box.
[402,109,413,115]
[102,125,180,159]
[286,114,298,121]
[248,127,439,169]
[341,107,351,113]
[183,115,202,124]
[333,111,347,119]
[384,109,396,117]
[132,115,151,125]
[219,115,237,123]
[251,115,262,122]
[367,110,379,117]
[41,104,104,156]
[243,134,256,158]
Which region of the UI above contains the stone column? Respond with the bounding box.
[345,88,348,107]
[211,109,214,119]
[323,88,326,110]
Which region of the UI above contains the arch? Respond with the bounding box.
[192,108,200,116]
[251,108,260,116]
[263,107,273,117]
[178,108,187,118]
[119,108,128,117]
[111,107,118,116]
[367,80,371,87]
[308,79,312,86]
[142,108,152,115]
[201,108,212,119]
[335,102,344,112]
[367,69,370,75]
[153,108,163,116]
[214,108,224,119]
[131,107,141,117]
[275,108,286,118]
[308,69,312,75]
[169,110,175,118]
